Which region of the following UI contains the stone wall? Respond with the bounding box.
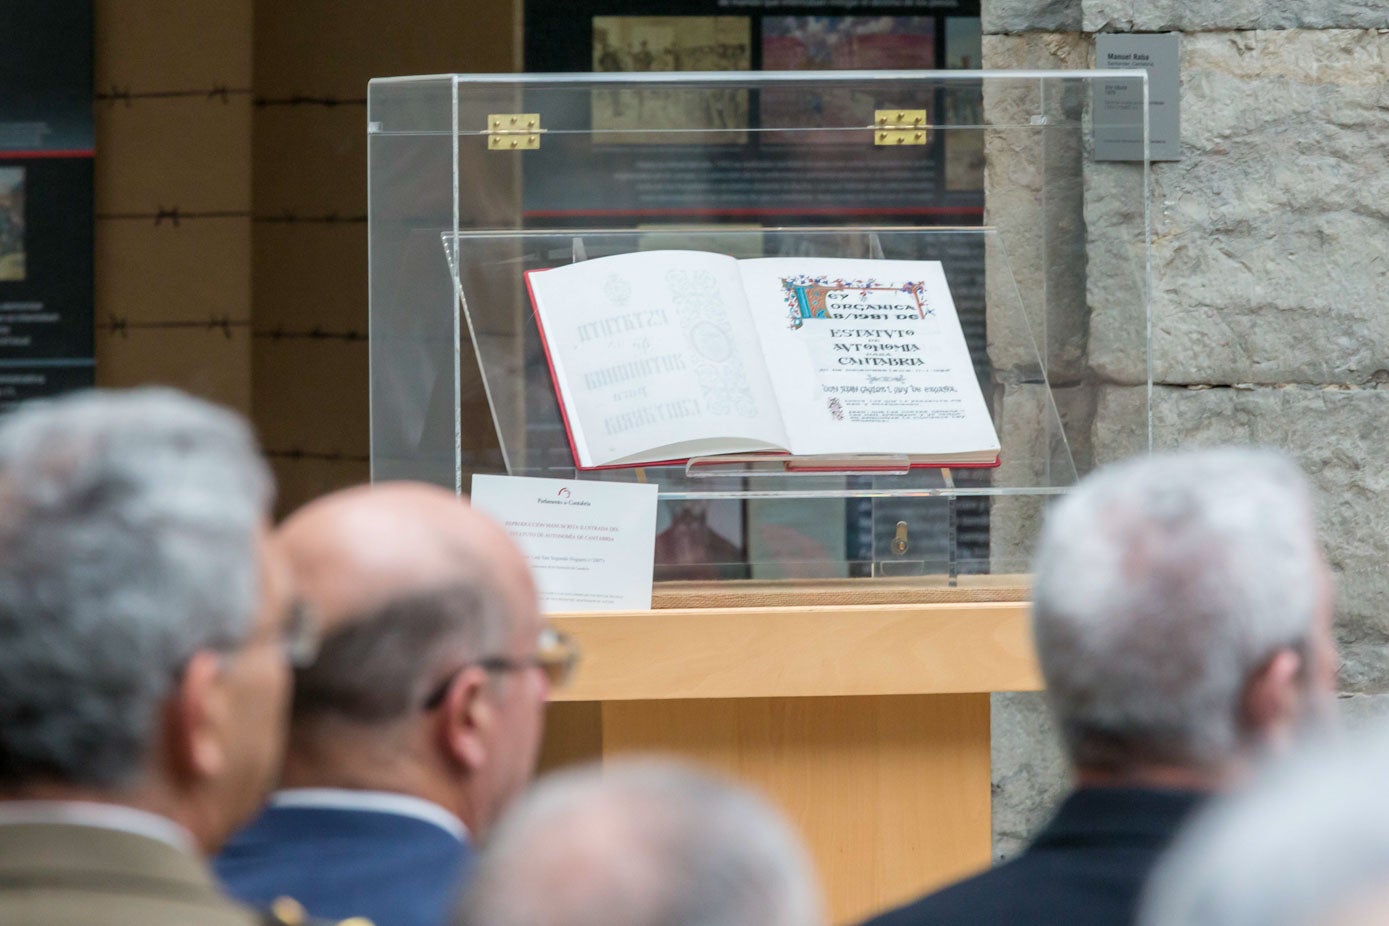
[984,0,1389,859]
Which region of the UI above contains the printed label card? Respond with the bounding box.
[471,474,660,613]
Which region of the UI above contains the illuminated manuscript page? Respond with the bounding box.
[737,257,999,459]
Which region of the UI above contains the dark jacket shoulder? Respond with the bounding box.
[861,787,1205,926]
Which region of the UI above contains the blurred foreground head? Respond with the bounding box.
[0,387,285,851]
[1140,721,1389,926]
[458,760,824,926]
[1032,447,1336,785]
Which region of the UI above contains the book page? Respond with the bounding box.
[736,257,1000,459]
[527,250,789,468]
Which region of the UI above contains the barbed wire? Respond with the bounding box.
[255,212,367,224]
[99,317,374,344]
[94,86,365,108]
[96,209,367,226]
[254,327,367,343]
[96,208,249,226]
[255,95,366,108]
[96,85,252,106]
[265,448,370,463]
[101,314,249,339]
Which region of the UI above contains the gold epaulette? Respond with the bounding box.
[263,896,375,926]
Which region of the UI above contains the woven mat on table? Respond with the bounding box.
[651,575,1031,610]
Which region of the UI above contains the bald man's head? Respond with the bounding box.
[278,482,536,636]
[267,481,552,834]
[276,481,543,736]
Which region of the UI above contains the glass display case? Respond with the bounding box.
[367,70,1151,581]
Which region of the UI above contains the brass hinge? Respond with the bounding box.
[873,109,929,146]
[486,113,541,151]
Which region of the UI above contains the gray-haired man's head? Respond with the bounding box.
[457,760,825,926]
[1032,447,1336,778]
[0,387,275,792]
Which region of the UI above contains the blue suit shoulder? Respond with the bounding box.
[218,804,471,926]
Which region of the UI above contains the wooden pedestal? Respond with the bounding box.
[539,579,1042,925]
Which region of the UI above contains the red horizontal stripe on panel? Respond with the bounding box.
[522,206,984,219]
[0,149,95,159]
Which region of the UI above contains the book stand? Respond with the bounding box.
[368,70,1151,922]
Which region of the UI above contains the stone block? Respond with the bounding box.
[989,493,1047,575]
[1339,693,1389,730]
[990,382,1097,572]
[1094,383,1389,692]
[982,34,1092,383]
[1336,626,1389,699]
[1082,0,1389,32]
[1054,382,1100,477]
[1088,30,1389,385]
[1090,383,1150,465]
[991,691,1070,861]
[1083,162,1150,386]
[989,383,1061,572]
[983,0,1083,35]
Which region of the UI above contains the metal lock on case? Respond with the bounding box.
[891,521,910,556]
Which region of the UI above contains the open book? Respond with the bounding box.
[526,251,1000,470]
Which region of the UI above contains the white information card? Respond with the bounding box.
[470,474,659,613]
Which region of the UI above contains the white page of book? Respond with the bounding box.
[736,257,1000,458]
[528,250,789,468]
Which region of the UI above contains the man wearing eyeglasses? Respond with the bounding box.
[217,481,572,926]
[0,388,324,926]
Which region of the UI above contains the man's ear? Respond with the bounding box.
[434,666,492,772]
[163,650,227,784]
[1242,646,1304,749]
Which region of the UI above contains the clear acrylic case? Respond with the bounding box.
[367,70,1150,580]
